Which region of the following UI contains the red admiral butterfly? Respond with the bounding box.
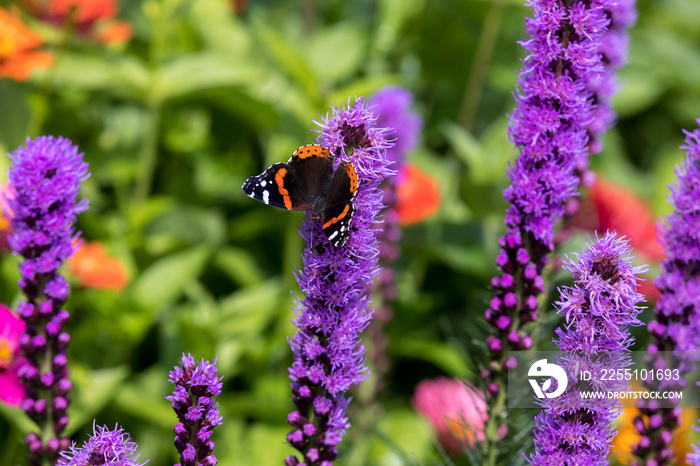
[242,144,359,248]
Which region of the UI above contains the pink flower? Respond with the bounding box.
[0,303,27,407]
[412,377,502,454]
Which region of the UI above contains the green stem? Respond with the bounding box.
[482,386,506,466]
[133,100,162,203]
[457,0,505,132]
[300,0,317,36]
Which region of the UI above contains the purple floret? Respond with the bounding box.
[166,354,223,466]
[59,423,147,466]
[529,233,646,465]
[8,136,90,466]
[632,122,700,466]
[285,98,393,465]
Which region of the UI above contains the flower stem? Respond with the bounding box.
[133,100,162,203]
[457,0,505,132]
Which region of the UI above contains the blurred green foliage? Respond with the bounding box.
[1,0,700,465]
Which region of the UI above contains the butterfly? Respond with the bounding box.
[242,144,359,248]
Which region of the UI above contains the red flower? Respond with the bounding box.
[68,241,129,290]
[396,163,440,225]
[23,0,132,44]
[576,177,664,303]
[412,377,504,455]
[0,304,27,407]
[0,7,53,81]
[590,177,664,262]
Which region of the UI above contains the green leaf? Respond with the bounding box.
[145,205,226,247]
[48,53,148,99]
[68,365,130,435]
[157,52,264,102]
[328,75,401,106]
[191,88,278,129]
[189,0,253,55]
[253,17,321,104]
[0,402,38,435]
[214,280,284,374]
[126,196,176,232]
[131,245,212,309]
[393,337,472,377]
[213,247,266,287]
[248,424,298,464]
[443,118,514,185]
[306,24,366,82]
[613,67,666,117]
[0,81,30,151]
[112,367,174,429]
[369,409,434,465]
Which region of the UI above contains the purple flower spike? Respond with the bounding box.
[631,121,700,466]
[368,86,422,165]
[166,354,223,466]
[529,232,647,465]
[285,98,393,465]
[365,87,423,393]
[483,0,620,455]
[586,0,637,155]
[59,422,147,466]
[8,136,90,466]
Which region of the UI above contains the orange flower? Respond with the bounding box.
[23,0,132,44]
[590,177,665,262]
[610,406,697,465]
[0,8,53,81]
[68,241,129,290]
[396,163,441,225]
[95,21,132,44]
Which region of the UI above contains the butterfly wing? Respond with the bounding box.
[242,144,334,212]
[320,161,358,247]
[242,162,294,210]
[285,144,334,211]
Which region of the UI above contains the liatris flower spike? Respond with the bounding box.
[8,136,90,466]
[59,422,147,466]
[529,232,646,465]
[365,87,423,392]
[166,354,223,466]
[281,98,393,466]
[482,0,615,456]
[631,121,700,466]
[369,86,422,166]
[586,0,637,155]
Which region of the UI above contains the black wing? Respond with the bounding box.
[321,161,358,247]
[242,162,299,210]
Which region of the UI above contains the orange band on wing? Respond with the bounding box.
[323,204,350,229]
[275,168,293,209]
[294,144,330,159]
[345,162,359,195]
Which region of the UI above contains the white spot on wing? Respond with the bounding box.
[263,190,270,204]
[260,180,267,187]
[328,231,339,241]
